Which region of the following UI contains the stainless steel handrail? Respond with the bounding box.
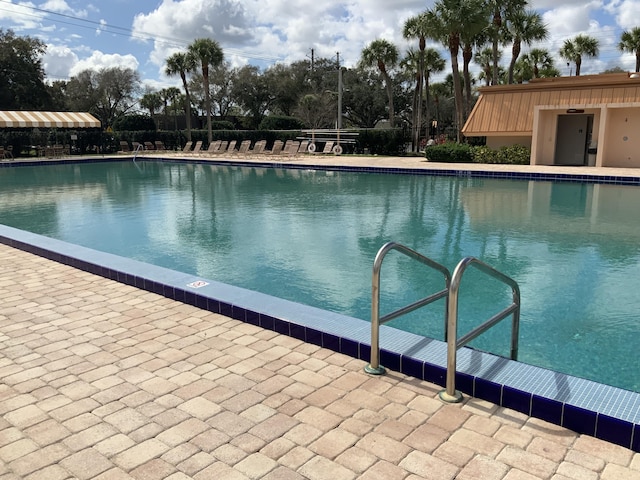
[439,256,520,403]
[132,143,143,162]
[364,241,451,375]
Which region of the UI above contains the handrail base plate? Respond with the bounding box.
[364,364,386,375]
[439,389,463,403]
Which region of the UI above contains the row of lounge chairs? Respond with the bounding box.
[177,139,338,157]
[119,139,342,157]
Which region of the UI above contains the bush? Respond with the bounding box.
[210,120,235,130]
[113,114,156,131]
[425,143,531,164]
[472,144,530,164]
[259,115,304,130]
[425,143,474,163]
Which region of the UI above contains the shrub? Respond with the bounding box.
[259,115,304,130]
[472,144,530,164]
[113,114,156,131]
[425,143,474,163]
[211,120,235,130]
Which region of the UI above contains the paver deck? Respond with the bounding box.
[1,241,639,479]
[1,154,640,479]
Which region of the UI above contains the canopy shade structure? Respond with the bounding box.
[0,111,101,129]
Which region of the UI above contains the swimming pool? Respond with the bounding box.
[0,160,638,393]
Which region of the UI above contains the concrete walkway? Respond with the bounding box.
[1,243,639,479]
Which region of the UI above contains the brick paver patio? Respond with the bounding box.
[1,226,639,478]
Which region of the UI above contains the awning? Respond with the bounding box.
[0,111,101,128]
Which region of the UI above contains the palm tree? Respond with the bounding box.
[188,38,224,144]
[487,0,527,85]
[403,12,432,149]
[400,49,423,150]
[618,26,640,72]
[426,0,489,141]
[423,48,446,140]
[165,51,196,141]
[559,34,599,76]
[523,48,555,79]
[475,47,497,86]
[506,9,548,84]
[360,39,399,128]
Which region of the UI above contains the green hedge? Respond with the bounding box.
[425,143,531,165]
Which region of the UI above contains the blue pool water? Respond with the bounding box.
[0,160,638,392]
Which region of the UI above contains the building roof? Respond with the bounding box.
[462,73,640,136]
[0,111,101,128]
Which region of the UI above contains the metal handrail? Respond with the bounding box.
[439,256,520,403]
[132,143,143,162]
[364,242,451,375]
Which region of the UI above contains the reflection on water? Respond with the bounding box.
[0,161,639,392]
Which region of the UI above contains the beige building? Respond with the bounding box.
[462,72,640,168]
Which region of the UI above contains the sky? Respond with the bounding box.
[0,0,639,92]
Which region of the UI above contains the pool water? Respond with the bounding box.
[1,160,639,392]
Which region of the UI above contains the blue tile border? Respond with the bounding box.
[1,224,638,451]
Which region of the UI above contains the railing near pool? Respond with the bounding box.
[365,242,521,404]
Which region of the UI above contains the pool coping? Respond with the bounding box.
[0,156,638,452]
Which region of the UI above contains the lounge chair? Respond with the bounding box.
[233,140,251,156]
[154,141,166,151]
[203,140,222,154]
[182,141,193,153]
[144,141,155,150]
[219,140,237,156]
[119,141,131,153]
[266,140,284,155]
[190,141,203,154]
[203,140,228,156]
[283,140,301,156]
[320,141,335,154]
[297,140,309,156]
[247,140,266,156]
[0,146,13,161]
[132,142,143,153]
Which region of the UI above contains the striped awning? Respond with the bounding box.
[0,111,101,128]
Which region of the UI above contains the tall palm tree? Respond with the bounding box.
[487,0,527,85]
[426,0,489,141]
[188,38,224,144]
[403,12,431,149]
[559,34,599,76]
[360,39,399,128]
[165,51,196,141]
[423,48,446,139]
[618,26,640,72]
[506,9,548,84]
[400,49,423,150]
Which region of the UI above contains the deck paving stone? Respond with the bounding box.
[1,232,639,478]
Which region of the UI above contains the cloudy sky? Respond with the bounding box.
[0,0,638,90]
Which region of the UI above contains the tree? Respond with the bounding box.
[188,38,224,144]
[559,34,599,76]
[140,90,163,117]
[522,48,556,79]
[230,65,274,129]
[165,51,196,140]
[403,12,431,149]
[341,66,388,128]
[66,67,140,128]
[0,29,52,109]
[360,39,399,128]
[618,26,640,73]
[475,47,497,86]
[487,0,527,85]
[426,0,489,141]
[506,9,548,84]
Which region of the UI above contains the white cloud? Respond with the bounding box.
[69,51,139,77]
[43,43,78,80]
[41,0,87,17]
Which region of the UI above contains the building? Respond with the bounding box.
[462,72,640,168]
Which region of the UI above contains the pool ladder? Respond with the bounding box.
[364,241,520,403]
